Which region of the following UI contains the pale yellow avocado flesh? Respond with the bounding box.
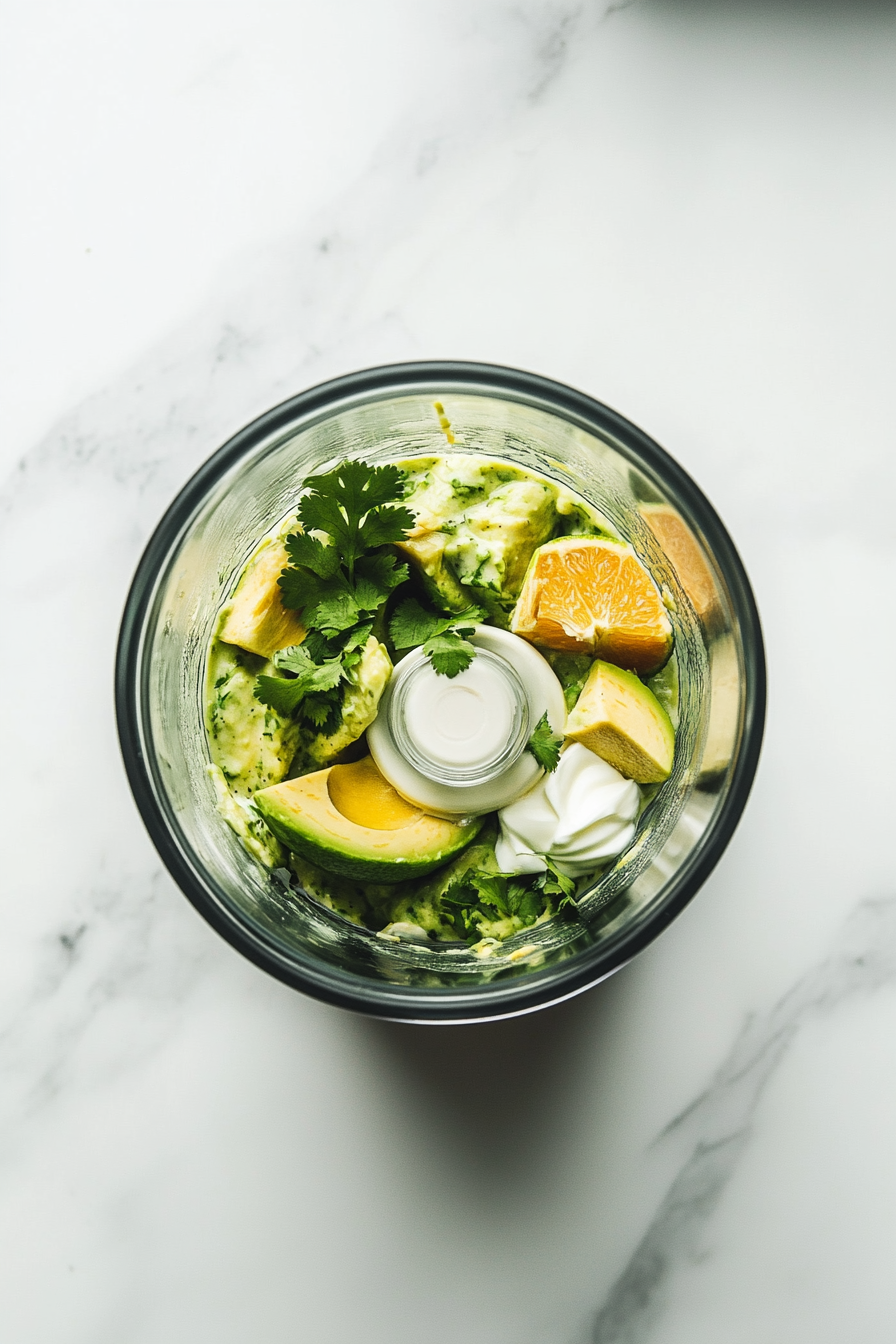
[565,660,675,784]
[218,538,306,658]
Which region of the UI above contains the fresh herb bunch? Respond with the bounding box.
[439,858,576,943]
[525,711,564,772]
[254,625,373,735]
[279,460,414,632]
[389,597,486,678]
[254,460,414,725]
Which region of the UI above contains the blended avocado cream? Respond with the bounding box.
[205,447,679,948]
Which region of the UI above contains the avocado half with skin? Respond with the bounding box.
[254,756,483,883]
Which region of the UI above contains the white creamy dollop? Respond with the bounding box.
[495,743,640,878]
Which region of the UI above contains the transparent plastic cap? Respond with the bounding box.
[387,647,530,786]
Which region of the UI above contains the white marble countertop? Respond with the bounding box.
[3,2,896,1340]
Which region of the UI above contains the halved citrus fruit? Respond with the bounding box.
[510,537,673,674]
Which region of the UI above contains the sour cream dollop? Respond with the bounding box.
[495,743,640,878]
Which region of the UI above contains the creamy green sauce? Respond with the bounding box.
[205,451,679,945]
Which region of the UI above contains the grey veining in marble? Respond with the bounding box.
[591,897,896,1343]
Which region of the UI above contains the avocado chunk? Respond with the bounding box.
[565,660,675,783]
[395,458,558,615]
[445,481,558,601]
[255,756,484,882]
[394,530,474,613]
[206,642,299,798]
[218,536,306,659]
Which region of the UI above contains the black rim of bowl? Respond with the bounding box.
[115,360,767,1022]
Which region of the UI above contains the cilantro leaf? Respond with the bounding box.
[440,876,482,938]
[357,502,417,552]
[515,888,546,926]
[389,597,485,678]
[353,552,409,609]
[297,461,413,577]
[342,621,374,654]
[534,856,577,912]
[254,673,310,716]
[303,459,407,513]
[278,564,345,616]
[440,877,477,911]
[525,712,563,773]
[506,880,533,916]
[389,598,484,649]
[284,531,340,579]
[299,628,339,663]
[258,458,413,737]
[439,866,555,940]
[271,644,316,677]
[297,471,362,557]
[302,693,345,734]
[305,583,365,635]
[255,644,346,720]
[469,872,511,915]
[270,646,344,695]
[302,660,344,695]
[424,630,476,678]
[389,598,445,649]
[468,872,534,918]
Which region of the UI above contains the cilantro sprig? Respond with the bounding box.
[525,711,564,773]
[255,460,413,726]
[439,857,576,942]
[255,642,347,735]
[278,461,414,636]
[533,857,577,910]
[389,597,485,678]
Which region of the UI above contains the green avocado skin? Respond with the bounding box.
[254,796,484,884]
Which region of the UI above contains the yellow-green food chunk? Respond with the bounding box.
[394,530,472,613]
[208,764,284,867]
[445,480,558,599]
[218,537,306,658]
[565,660,675,783]
[206,643,299,798]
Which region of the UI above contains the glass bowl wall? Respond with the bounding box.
[116,362,765,1022]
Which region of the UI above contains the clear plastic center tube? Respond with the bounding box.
[389,649,530,784]
[367,626,568,818]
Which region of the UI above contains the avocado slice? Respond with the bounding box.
[565,660,675,783]
[254,756,484,883]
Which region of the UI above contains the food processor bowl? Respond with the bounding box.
[115,361,765,1022]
